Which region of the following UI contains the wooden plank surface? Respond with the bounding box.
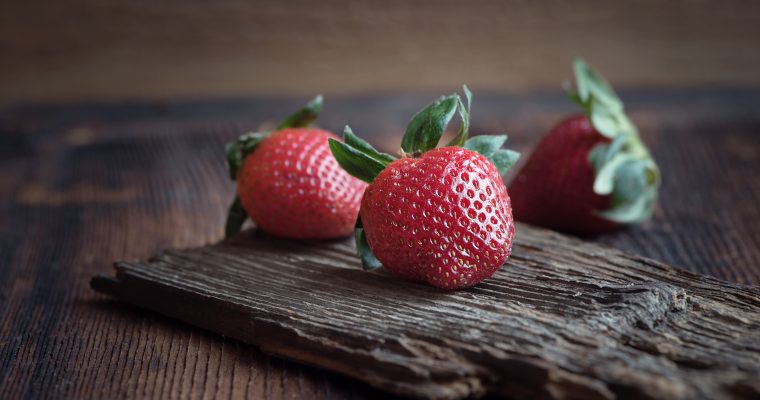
[91,225,760,399]
[1,89,760,398]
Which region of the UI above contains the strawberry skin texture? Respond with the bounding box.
[360,147,515,289]
[509,115,619,235]
[236,128,366,239]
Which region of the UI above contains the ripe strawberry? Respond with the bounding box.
[329,87,520,289]
[510,115,618,234]
[509,59,660,235]
[225,96,365,239]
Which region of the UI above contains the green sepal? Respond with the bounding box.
[225,197,248,238]
[588,133,627,172]
[587,131,661,225]
[568,57,661,225]
[490,150,521,175]
[594,153,636,195]
[599,188,656,223]
[597,158,659,224]
[225,142,240,180]
[568,59,630,139]
[328,126,394,183]
[226,132,269,180]
[464,135,519,175]
[354,216,382,271]
[445,85,473,147]
[464,135,507,158]
[587,101,639,139]
[277,95,323,130]
[401,94,459,154]
[343,126,396,165]
[564,83,587,112]
[572,58,623,113]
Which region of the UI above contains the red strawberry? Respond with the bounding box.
[329,86,520,289]
[361,147,514,288]
[509,59,660,235]
[225,96,366,239]
[510,115,618,234]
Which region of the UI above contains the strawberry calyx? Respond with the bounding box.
[328,86,519,271]
[566,59,661,224]
[223,95,323,238]
[462,135,520,175]
[327,126,395,183]
[329,86,519,183]
[353,216,382,271]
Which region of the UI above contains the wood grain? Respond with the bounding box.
[91,226,760,399]
[1,89,760,399]
[3,1,760,103]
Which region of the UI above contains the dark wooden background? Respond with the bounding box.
[3,1,760,104]
[2,89,760,398]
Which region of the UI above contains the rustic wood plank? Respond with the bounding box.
[91,225,760,400]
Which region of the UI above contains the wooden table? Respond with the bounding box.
[1,89,759,398]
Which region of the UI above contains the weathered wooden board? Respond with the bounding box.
[91,223,760,400]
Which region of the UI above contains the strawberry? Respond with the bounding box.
[509,59,660,235]
[224,96,366,239]
[329,87,520,289]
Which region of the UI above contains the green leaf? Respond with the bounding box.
[599,188,656,223]
[595,157,660,224]
[489,149,520,175]
[225,142,242,180]
[568,59,632,140]
[588,135,628,173]
[464,135,508,158]
[225,132,268,180]
[610,160,649,204]
[462,84,472,110]
[239,132,266,154]
[277,95,323,129]
[343,126,396,164]
[225,197,248,238]
[588,135,661,225]
[573,58,622,112]
[564,85,589,112]
[446,85,473,147]
[328,138,389,183]
[588,142,609,173]
[589,101,623,138]
[401,94,459,154]
[354,217,382,271]
[464,135,518,174]
[593,152,637,195]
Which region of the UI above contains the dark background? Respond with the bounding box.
[2,0,760,104]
